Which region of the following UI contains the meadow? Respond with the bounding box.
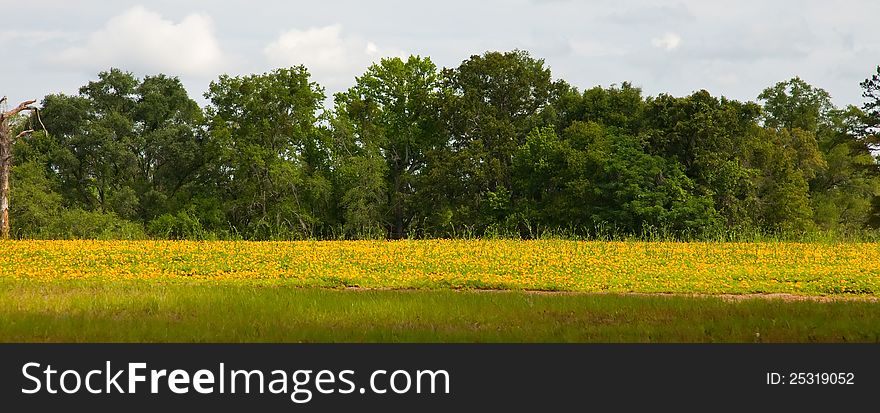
[0,240,878,342]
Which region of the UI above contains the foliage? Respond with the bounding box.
[332,56,444,238]
[204,67,333,239]
[33,69,205,224]
[6,56,880,240]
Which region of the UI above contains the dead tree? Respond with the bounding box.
[0,96,37,239]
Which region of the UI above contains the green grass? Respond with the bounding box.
[1,279,877,343]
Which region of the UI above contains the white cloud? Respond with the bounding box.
[365,42,379,55]
[263,24,403,90]
[651,33,682,51]
[3,0,877,109]
[53,6,224,77]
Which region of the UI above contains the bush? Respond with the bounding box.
[148,210,208,240]
[49,209,148,240]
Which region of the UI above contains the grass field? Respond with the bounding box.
[2,280,878,342]
[1,240,878,342]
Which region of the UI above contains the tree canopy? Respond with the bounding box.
[10,55,880,240]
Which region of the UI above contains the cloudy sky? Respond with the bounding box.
[1,0,877,108]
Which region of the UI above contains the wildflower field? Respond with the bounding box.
[1,240,878,296]
[1,240,878,342]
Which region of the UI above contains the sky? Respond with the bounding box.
[1,0,878,109]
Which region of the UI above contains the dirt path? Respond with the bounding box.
[542,291,880,302]
[342,286,879,302]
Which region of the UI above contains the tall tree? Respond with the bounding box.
[861,66,880,149]
[554,82,646,136]
[758,77,833,133]
[760,77,880,233]
[439,50,565,230]
[132,74,205,222]
[751,127,818,233]
[204,67,332,239]
[39,69,205,224]
[644,91,763,230]
[513,123,719,237]
[333,56,444,238]
[42,69,140,217]
[0,97,37,238]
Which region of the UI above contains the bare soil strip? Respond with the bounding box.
[342,287,879,302]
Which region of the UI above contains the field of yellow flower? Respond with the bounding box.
[0,240,876,296]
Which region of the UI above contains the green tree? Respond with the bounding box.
[9,159,62,238]
[758,77,833,133]
[39,69,207,227]
[752,128,817,233]
[644,91,763,230]
[132,74,205,222]
[554,82,646,136]
[40,69,140,217]
[332,56,444,238]
[860,66,880,229]
[513,123,719,237]
[439,50,565,231]
[810,106,880,232]
[860,66,880,148]
[204,67,332,239]
[760,77,880,233]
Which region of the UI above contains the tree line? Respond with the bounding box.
[7,50,880,240]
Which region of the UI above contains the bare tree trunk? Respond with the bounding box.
[0,97,37,239]
[0,128,10,238]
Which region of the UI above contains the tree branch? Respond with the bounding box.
[1,99,37,121]
[15,129,34,140]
